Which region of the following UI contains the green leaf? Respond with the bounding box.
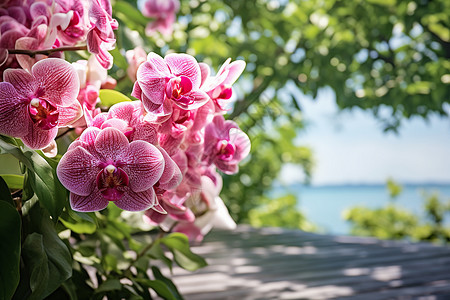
[0,140,66,219]
[113,2,149,27]
[0,176,13,206]
[99,89,132,107]
[1,174,24,190]
[135,279,178,300]
[151,266,183,300]
[60,218,97,234]
[161,233,207,271]
[0,202,21,300]
[147,243,172,271]
[22,206,73,299]
[22,233,50,300]
[95,279,122,294]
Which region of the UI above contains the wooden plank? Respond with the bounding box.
[162,227,450,299]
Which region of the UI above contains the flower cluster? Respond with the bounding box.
[138,0,180,36]
[0,0,117,73]
[61,51,249,240]
[0,0,249,241]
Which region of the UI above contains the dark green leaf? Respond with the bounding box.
[95,279,122,294]
[22,207,73,299]
[161,233,207,271]
[0,202,21,300]
[151,266,183,300]
[135,279,178,300]
[0,176,13,206]
[22,233,49,300]
[0,140,66,219]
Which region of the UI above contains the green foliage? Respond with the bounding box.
[98,89,132,107]
[387,178,403,199]
[0,202,21,300]
[249,194,316,231]
[345,182,450,243]
[344,204,419,239]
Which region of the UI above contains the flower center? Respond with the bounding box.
[96,164,129,201]
[29,98,59,130]
[216,140,235,161]
[64,11,84,38]
[166,76,194,105]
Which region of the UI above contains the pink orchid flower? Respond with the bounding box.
[57,127,165,212]
[0,58,82,149]
[139,0,179,36]
[132,52,209,116]
[200,58,246,112]
[125,46,147,82]
[87,0,118,69]
[203,115,251,174]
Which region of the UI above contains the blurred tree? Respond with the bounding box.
[387,177,403,200]
[344,181,450,244]
[111,0,449,226]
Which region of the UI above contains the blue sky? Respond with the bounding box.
[280,88,450,186]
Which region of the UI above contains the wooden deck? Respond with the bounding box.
[164,225,450,299]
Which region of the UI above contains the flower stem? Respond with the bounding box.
[8,45,88,57]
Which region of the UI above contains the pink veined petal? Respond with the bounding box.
[79,126,101,145]
[114,187,156,211]
[229,127,251,161]
[107,101,135,123]
[57,101,83,126]
[144,209,168,225]
[170,208,195,222]
[198,62,210,88]
[157,146,182,190]
[93,127,128,159]
[136,53,171,105]
[0,82,29,137]
[100,118,129,132]
[15,36,39,71]
[216,58,231,77]
[57,146,99,196]
[173,222,203,242]
[3,68,36,99]
[32,58,80,106]
[133,122,158,145]
[172,89,209,110]
[21,123,58,150]
[70,190,109,212]
[142,95,173,122]
[91,112,108,128]
[123,140,164,192]
[191,99,214,132]
[215,160,239,175]
[30,2,50,20]
[165,53,201,89]
[223,60,246,86]
[131,81,143,99]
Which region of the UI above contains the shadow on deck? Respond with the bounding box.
[163,225,450,299]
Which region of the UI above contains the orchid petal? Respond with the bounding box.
[32,58,80,106]
[165,53,201,88]
[94,127,129,158]
[124,141,164,192]
[114,187,156,211]
[0,82,29,137]
[21,124,57,150]
[57,101,83,126]
[70,190,109,212]
[56,146,99,196]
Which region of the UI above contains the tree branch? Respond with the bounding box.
[7,45,88,57]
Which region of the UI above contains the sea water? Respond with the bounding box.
[272,184,450,235]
